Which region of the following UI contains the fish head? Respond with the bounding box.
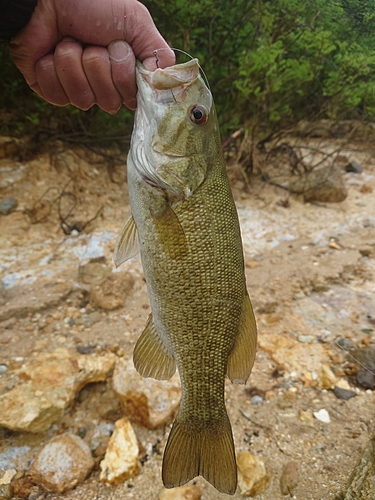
[131,58,219,198]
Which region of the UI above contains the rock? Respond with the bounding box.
[0,280,71,322]
[360,184,373,194]
[90,272,134,310]
[317,364,338,390]
[0,484,13,499]
[336,436,375,499]
[0,348,116,432]
[13,476,36,498]
[279,461,299,495]
[299,410,314,426]
[356,368,375,390]
[113,358,181,429]
[258,333,331,377]
[344,160,362,173]
[251,395,264,404]
[333,386,357,401]
[290,165,347,203]
[351,346,375,389]
[0,197,17,215]
[237,451,272,496]
[313,409,331,423]
[29,434,94,493]
[158,485,202,500]
[0,469,16,485]
[99,417,141,485]
[0,364,7,374]
[78,261,111,285]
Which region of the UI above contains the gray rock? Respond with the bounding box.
[356,368,375,390]
[345,160,362,173]
[0,197,17,215]
[333,386,357,400]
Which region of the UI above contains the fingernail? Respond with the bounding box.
[108,41,131,62]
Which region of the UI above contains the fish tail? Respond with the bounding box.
[162,417,237,495]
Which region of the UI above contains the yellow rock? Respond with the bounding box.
[237,451,272,496]
[317,364,338,390]
[100,417,141,485]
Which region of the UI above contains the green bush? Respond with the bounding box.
[1,0,375,141]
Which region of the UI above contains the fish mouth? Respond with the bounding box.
[136,58,200,91]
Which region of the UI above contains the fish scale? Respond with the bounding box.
[114,57,257,495]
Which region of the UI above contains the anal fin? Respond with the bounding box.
[113,214,139,268]
[227,292,257,384]
[133,314,176,380]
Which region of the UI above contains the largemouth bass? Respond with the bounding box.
[114,58,257,495]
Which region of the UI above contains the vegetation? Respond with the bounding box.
[1,0,375,141]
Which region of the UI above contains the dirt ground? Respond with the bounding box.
[0,135,374,499]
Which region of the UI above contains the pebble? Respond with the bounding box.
[313,409,331,423]
[0,364,7,374]
[99,417,141,485]
[0,197,17,215]
[333,386,357,400]
[336,338,351,350]
[317,364,338,390]
[29,434,94,493]
[279,461,299,495]
[297,335,315,344]
[158,485,202,500]
[251,395,264,404]
[299,410,314,426]
[237,451,272,496]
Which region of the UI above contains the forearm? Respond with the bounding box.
[0,0,38,41]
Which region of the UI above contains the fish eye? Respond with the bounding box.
[189,105,207,125]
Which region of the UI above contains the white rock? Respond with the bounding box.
[313,409,331,423]
[100,417,141,485]
[29,434,94,493]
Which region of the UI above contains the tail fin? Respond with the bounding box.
[162,419,237,495]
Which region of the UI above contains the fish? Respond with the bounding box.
[114,57,257,495]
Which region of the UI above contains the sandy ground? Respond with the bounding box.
[0,135,374,499]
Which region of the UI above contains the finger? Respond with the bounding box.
[54,38,95,110]
[108,41,137,110]
[125,1,175,71]
[82,46,122,114]
[35,54,70,106]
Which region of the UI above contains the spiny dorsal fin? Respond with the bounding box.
[162,418,237,495]
[133,314,176,380]
[227,292,257,384]
[113,214,139,268]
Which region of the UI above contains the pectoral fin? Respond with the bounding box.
[113,214,139,268]
[151,200,188,260]
[133,314,176,380]
[227,292,257,384]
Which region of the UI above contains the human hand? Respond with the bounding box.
[9,0,175,112]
